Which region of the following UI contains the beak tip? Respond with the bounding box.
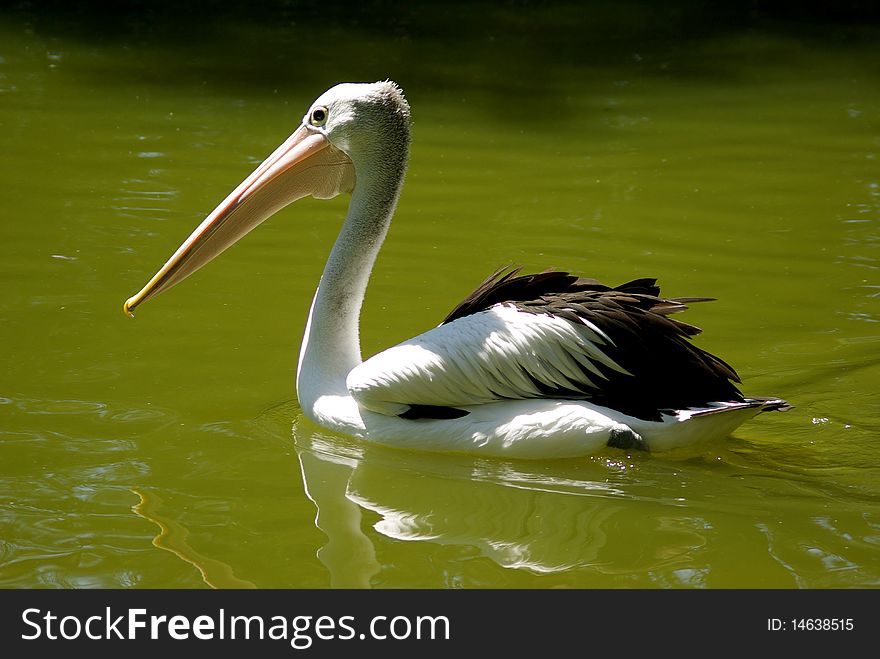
[123,298,136,318]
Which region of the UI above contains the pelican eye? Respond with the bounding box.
[310,106,328,127]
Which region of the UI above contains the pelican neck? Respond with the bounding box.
[295,157,407,410]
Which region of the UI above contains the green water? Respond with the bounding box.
[2,7,879,588]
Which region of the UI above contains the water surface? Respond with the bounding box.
[1,8,879,588]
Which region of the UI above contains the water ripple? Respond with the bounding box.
[6,395,177,427]
[112,177,179,222]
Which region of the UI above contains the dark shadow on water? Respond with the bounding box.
[3,1,880,123]
[10,1,880,41]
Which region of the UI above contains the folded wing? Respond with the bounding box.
[347,269,743,421]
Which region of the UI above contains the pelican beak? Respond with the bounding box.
[123,124,355,316]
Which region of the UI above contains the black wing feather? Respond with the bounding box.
[442,267,744,421]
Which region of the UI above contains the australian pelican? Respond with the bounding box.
[124,81,789,458]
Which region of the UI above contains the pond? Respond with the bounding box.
[1,4,878,588]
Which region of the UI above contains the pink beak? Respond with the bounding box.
[124,124,355,316]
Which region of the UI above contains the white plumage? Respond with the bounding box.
[348,304,630,415]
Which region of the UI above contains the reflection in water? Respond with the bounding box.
[294,417,708,581]
[290,411,880,588]
[131,488,256,589]
[296,451,380,588]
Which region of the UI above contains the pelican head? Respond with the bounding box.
[123,80,410,316]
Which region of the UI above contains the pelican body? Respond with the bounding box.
[124,81,789,459]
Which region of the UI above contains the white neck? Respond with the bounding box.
[296,158,405,415]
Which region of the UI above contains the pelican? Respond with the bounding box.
[123,81,789,459]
